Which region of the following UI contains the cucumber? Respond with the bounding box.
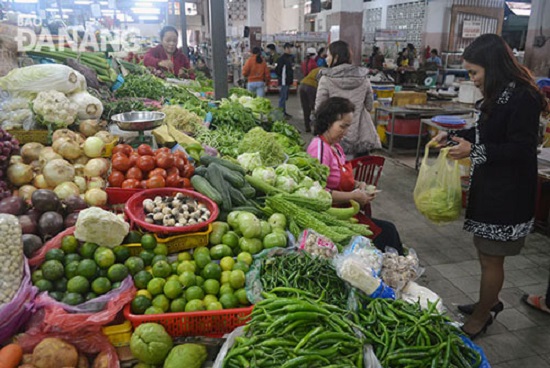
[216,164,245,188]
[190,175,223,204]
[230,205,264,217]
[200,155,246,175]
[228,185,247,206]
[206,163,232,211]
[194,166,208,177]
[240,182,256,199]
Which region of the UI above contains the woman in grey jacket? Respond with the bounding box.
[315,41,381,157]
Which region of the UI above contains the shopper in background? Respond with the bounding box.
[195,57,211,79]
[426,49,442,67]
[522,280,550,315]
[144,26,193,79]
[275,43,295,119]
[301,47,318,77]
[298,67,322,133]
[369,46,385,70]
[265,43,279,67]
[242,47,270,98]
[315,40,381,157]
[431,34,547,339]
[307,97,403,254]
[316,47,328,67]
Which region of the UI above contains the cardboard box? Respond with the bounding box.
[392,91,427,107]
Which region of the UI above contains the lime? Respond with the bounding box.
[170,297,187,312]
[35,279,53,292]
[237,252,253,266]
[152,260,172,278]
[195,276,205,287]
[112,281,121,289]
[65,261,80,279]
[219,293,239,309]
[219,284,234,296]
[136,289,152,300]
[210,244,232,260]
[202,279,220,295]
[64,253,81,265]
[125,256,145,276]
[77,259,98,280]
[220,257,235,272]
[145,306,164,315]
[140,233,157,251]
[171,261,179,274]
[163,279,183,299]
[113,245,131,263]
[194,247,210,258]
[178,271,196,288]
[177,261,196,275]
[41,260,64,281]
[67,275,90,294]
[152,294,170,312]
[49,291,64,301]
[229,270,245,290]
[60,235,79,254]
[53,277,68,292]
[185,299,205,312]
[151,254,168,265]
[235,288,249,305]
[45,248,65,262]
[153,244,168,256]
[203,294,218,305]
[220,271,231,285]
[167,274,179,283]
[32,270,44,284]
[131,295,152,314]
[260,220,272,239]
[177,252,192,262]
[232,261,250,273]
[93,247,115,269]
[221,231,239,249]
[133,270,153,290]
[185,286,204,301]
[206,302,223,311]
[62,292,84,305]
[79,242,98,259]
[85,292,98,301]
[139,250,155,266]
[194,252,211,269]
[201,263,221,281]
[107,264,129,283]
[147,277,166,296]
[91,277,112,295]
[124,230,142,245]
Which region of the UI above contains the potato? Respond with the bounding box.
[77,355,90,368]
[22,354,34,364]
[32,338,78,368]
[92,352,109,368]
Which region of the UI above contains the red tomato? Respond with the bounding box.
[182,177,192,189]
[174,157,186,172]
[181,164,195,178]
[112,154,132,172]
[137,155,155,172]
[148,168,167,178]
[173,150,188,164]
[166,173,183,188]
[155,153,174,169]
[146,175,165,188]
[140,180,148,189]
[155,147,171,157]
[112,144,133,157]
[108,170,125,187]
[121,178,140,189]
[137,144,154,156]
[126,166,143,180]
[128,151,140,167]
[166,167,179,177]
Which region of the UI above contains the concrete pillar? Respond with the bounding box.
[330,0,363,65]
[524,0,550,77]
[209,0,228,99]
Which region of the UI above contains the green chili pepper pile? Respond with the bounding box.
[260,252,349,308]
[223,289,364,368]
[357,296,482,368]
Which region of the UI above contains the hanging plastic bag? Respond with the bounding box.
[413,145,462,224]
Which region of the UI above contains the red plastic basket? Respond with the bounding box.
[123,304,253,338]
[124,188,219,235]
[106,187,143,205]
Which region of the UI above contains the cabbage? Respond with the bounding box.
[237,152,262,172]
[415,187,461,223]
[298,176,314,190]
[308,182,333,203]
[0,64,84,97]
[252,166,276,186]
[275,175,297,193]
[275,164,304,183]
[68,91,103,120]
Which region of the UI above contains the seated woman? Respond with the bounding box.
[307,97,404,254]
[144,26,194,79]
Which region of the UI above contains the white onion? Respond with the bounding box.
[79,119,102,137]
[73,155,89,166]
[8,162,34,186]
[18,185,37,201]
[94,130,115,144]
[30,160,41,173]
[53,137,81,160]
[52,128,79,142]
[9,155,23,165]
[74,176,87,193]
[39,147,62,168]
[84,188,107,207]
[43,159,75,187]
[83,136,105,158]
[54,182,80,200]
[21,142,45,164]
[84,158,109,178]
[33,174,50,189]
[87,177,106,190]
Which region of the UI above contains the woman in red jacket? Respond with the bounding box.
[144,26,194,79]
[242,47,270,97]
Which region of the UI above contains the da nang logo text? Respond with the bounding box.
[16,18,141,53]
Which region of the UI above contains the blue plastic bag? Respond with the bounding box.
[460,335,491,368]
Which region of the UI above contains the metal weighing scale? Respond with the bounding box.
[111,111,165,148]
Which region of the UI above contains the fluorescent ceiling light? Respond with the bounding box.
[134,1,153,6]
[139,15,159,20]
[506,2,531,16]
[116,14,134,21]
[132,7,160,14]
[13,0,38,3]
[74,0,92,4]
[102,9,115,14]
[99,1,108,5]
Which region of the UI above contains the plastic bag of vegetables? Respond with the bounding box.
[413,146,461,224]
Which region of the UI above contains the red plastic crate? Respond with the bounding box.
[106,187,143,205]
[123,304,253,338]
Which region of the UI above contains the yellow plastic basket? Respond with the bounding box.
[101,320,133,347]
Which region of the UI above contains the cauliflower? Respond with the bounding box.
[32,90,78,128]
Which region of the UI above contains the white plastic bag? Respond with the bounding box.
[380,247,424,292]
[212,326,244,368]
[298,229,338,258]
[400,281,446,313]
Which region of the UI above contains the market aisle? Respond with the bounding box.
[269,92,550,367]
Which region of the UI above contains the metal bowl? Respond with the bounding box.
[111,111,165,131]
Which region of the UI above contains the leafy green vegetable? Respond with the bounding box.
[238,127,286,166]
[251,166,277,186]
[271,120,304,147]
[115,74,167,101]
[229,87,255,98]
[415,187,461,223]
[287,153,330,187]
[237,152,262,172]
[275,163,304,183]
[195,125,244,157]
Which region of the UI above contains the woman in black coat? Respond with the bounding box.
[432,34,548,339]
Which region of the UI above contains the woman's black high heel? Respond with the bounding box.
[457,301,504,319]
[461,316,493,340]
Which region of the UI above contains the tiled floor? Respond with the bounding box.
[273,93,550,367]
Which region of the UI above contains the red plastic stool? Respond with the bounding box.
[354,212,382,240]
[348,155,386,217]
